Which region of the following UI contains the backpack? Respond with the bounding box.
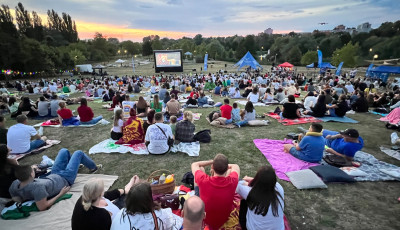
[193,129,211,143]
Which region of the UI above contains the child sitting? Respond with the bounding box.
[220,87,228,97]
[231,103,241,122]
[169,115,177,138]
[111,109,124,140]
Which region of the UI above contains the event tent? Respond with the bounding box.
[278,62,294,68]
[115,59,125,63]
[184,52,193,56]
[233,51,263,70]
[368,65,400,82]
[306,62,336,69]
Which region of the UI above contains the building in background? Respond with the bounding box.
[264,28,273,34]
[357,22,372,33]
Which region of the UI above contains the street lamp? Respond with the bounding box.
[369,48,372,52]
[373,54,378,62]
[117,50,120,56]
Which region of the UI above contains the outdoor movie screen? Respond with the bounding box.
[155,51,182,67]
[153,50,183,73]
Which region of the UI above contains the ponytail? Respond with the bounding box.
[81,179,104,212]
[82,200,92,211]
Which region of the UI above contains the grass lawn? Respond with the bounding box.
[6,60,400,230]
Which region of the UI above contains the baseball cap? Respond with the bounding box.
[340,129,359,138]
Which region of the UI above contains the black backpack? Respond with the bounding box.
[193,129,211,143]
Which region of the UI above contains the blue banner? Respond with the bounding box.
[132,56,135,73]
[317,50,322,68]
[204,54,208,71]
[365,63,374,77]
[336,62,344,76]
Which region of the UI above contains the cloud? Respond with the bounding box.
[166,0,183,5]
[139,5,153,9]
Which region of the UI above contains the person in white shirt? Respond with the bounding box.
[121,95,136,119]
[49,82,57,93]
[50,94,60,117]
[247,88,259,103]
[7,115,46,154]
[345,82,355,94]
[145,112,173,155]
[237,165,284,230]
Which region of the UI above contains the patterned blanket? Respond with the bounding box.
[265,113,322,126]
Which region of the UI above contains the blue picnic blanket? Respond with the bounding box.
[319,116,359,123]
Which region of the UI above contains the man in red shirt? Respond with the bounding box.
[77,98,103,125]
[191,154,240,230]
[220,98,233,124]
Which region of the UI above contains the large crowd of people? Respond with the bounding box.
[1,66,397,229]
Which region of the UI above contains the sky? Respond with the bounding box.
[3,0,399,42]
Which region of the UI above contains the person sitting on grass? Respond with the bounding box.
[110,182,183,230]
[175,111,195,143]
[323,128,364,161]
[237,165,284,230]
[247,87,259,104]
[235,101,256,127]
[326,94,350,117]
[191,154,240,230]
[9,148,100,211]
[169,115,177,138]
[7,115,47,154]
[57,102,80,126]
[186,94,198,106]
[231,102,241,123]
[0,115,7,145]
[111,109,124,141]
[182,196,206,230]
[281,95,301,119]
[283,123,325,163]
[197,92,208,107]
[77,98,103,125]
[71,175,140,230]
[150,95,163,113]
[351,91,369,113]
[0,145,18,199]
[303,94,327,117]
[37,96,50,117]
[220,98,233,124]
[145,112,173,155]
[143,109,156,135]
[136,96,150,117]
[166,94,181,118]
[116,109,144,145]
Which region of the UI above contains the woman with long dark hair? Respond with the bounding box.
[0,144,18,199]
[237,165,284,230]
[110,182,183,230]
[304,94,327,117]
[235,101,256,127]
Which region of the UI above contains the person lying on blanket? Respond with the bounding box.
[71,175,141,230]
[9,148,100,211]
[283,123,325,163]
[191,154,240,229]
[323,128,364,161]
[7,115,47,154]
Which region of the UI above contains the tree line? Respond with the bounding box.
[1,2,399,75]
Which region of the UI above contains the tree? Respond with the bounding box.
[194,34,203,46]
[301,51,317,65]
[206,40,224,60]
[69,49,86,65]
[151,38,162,50]
[331,42,360,67]
[287,45,302,65]
[15,2,32,35]
[142,40,153,56]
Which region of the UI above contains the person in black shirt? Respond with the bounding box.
[304,95,327,117]
[0,115,7,145]
[327,95,350,117]
[282,95,301,119]
[0,144,17,199]
[351,92,369,112]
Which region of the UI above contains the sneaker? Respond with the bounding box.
[90,164,103,174]
[391,132,399,145]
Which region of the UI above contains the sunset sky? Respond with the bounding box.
[2,0,399,42]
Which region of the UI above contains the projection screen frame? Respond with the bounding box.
[153,49,183,73]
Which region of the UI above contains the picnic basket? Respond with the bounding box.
[148,169,175,195]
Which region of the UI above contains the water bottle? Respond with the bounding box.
[38,126,43,136]
[159,173,166,184]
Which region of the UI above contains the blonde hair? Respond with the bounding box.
[59,101,66,108]
[114,109,123,126]
[82,179,104,211]
[184,111,193,122]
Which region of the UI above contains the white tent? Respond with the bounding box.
[115,59,125,63]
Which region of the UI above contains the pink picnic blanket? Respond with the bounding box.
[380,107,400,125]
[265,113,322,126]
[253,139,319,181]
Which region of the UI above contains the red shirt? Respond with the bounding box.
[220,104,233,120]
[77,105,94,122]
[195,170,238,229]
[57,108,73,119]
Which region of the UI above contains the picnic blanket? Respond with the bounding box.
[235,100,267,107]
[33,119,110,128]
[340,151,400,182]
[318,116,359,123]
[369,110,388,117]
[379,108,400,125]
[380,146,400,161]
[206,117,236,129]
[0,174,118,229]
[265,113,322,126]
[253,139,319,181]
[7,140,61,161]
[89,139,200,157]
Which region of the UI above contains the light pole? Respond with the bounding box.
[124,50,127,57]
[274,54,277,64]
[373,54,378,63]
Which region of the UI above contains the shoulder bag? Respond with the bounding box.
[155,124,174,147]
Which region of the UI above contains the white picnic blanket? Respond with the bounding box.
[380,146,400,161]
[33,119,110,128]
[235,100,267,107]
[0,174,118,230]
[89,139,200,157]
